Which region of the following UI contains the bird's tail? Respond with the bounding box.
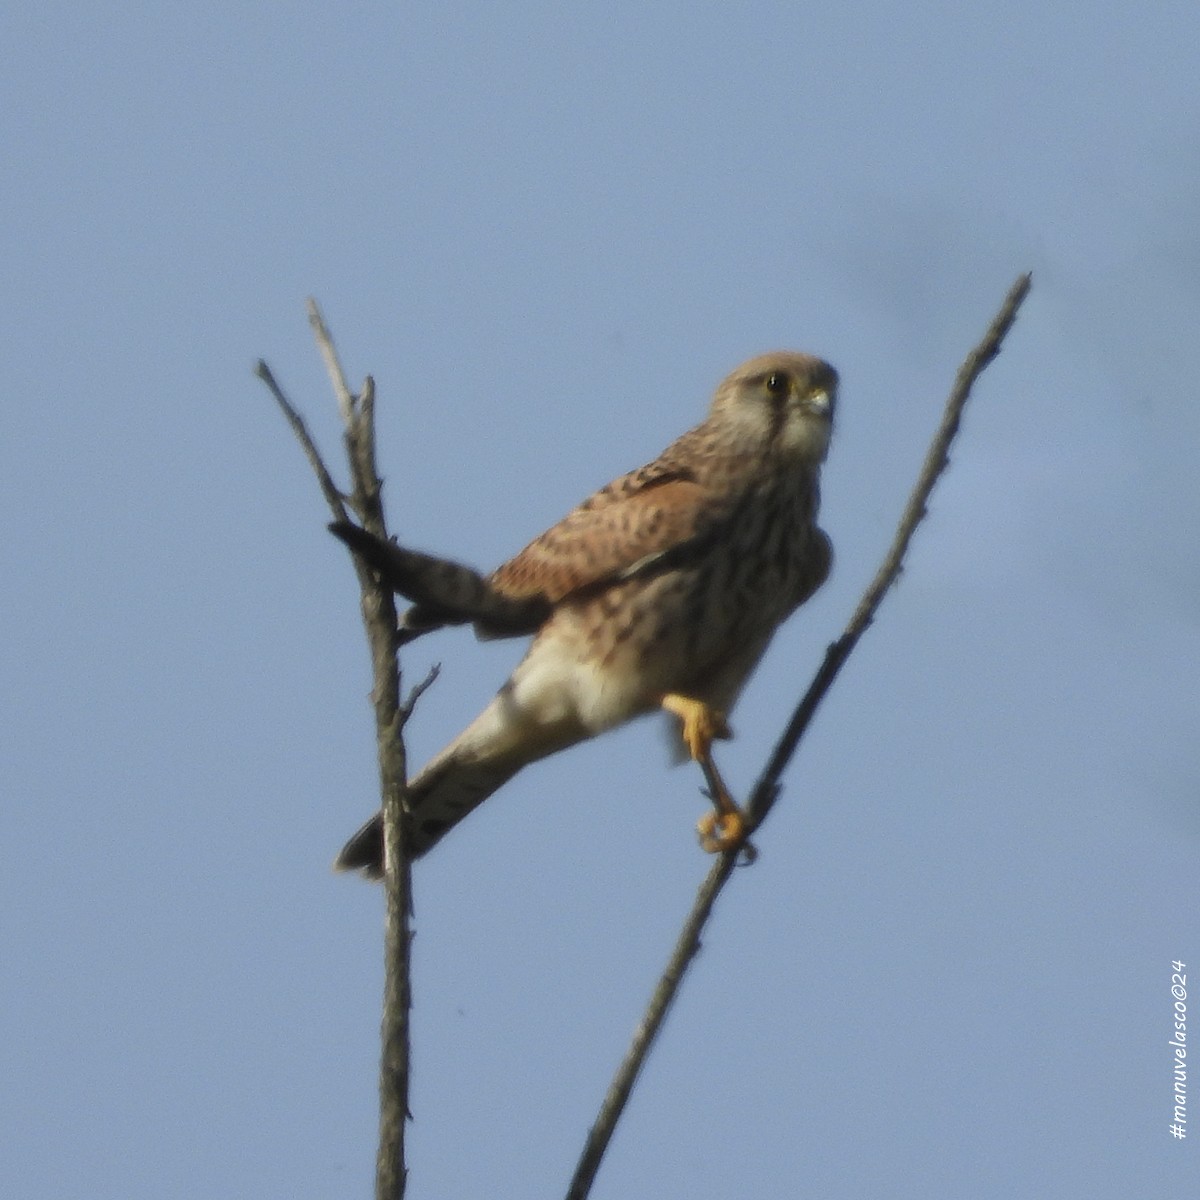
[328,521,550,639]
[334,687,586,877]
[333,752,525,876]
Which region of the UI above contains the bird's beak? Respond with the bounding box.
[803,388,835,419]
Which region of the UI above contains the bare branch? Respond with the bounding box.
[258,307,414,1200]
[565,272,1033,1200]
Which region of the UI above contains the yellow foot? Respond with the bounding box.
[661,694,731,761]
[662,694,755,860]
[697,810,757,862]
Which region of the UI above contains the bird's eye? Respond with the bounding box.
[765,372,788,395]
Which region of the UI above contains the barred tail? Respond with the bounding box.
[334,752,524,876]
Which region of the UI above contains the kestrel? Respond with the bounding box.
[331,351,837,877]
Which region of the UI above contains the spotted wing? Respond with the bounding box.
[489,461,731,604]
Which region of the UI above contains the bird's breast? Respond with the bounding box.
[518,475,824,729]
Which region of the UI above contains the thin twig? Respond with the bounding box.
[307,297,356,428]
[565,272,1032,1200]
[345,377,384,520]
[358,374,381,506]
[254,361,349,523]
[400,663,442,725]
[258,307,415,1200]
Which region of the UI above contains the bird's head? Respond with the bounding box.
[709,351,837,465]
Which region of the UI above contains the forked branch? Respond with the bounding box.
[256,302,414,1200]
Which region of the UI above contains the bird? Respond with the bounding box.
[330,351,837,877]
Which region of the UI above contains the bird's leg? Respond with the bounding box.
[661,694,755,858]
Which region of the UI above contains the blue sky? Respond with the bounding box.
[2,3,1198,1197]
